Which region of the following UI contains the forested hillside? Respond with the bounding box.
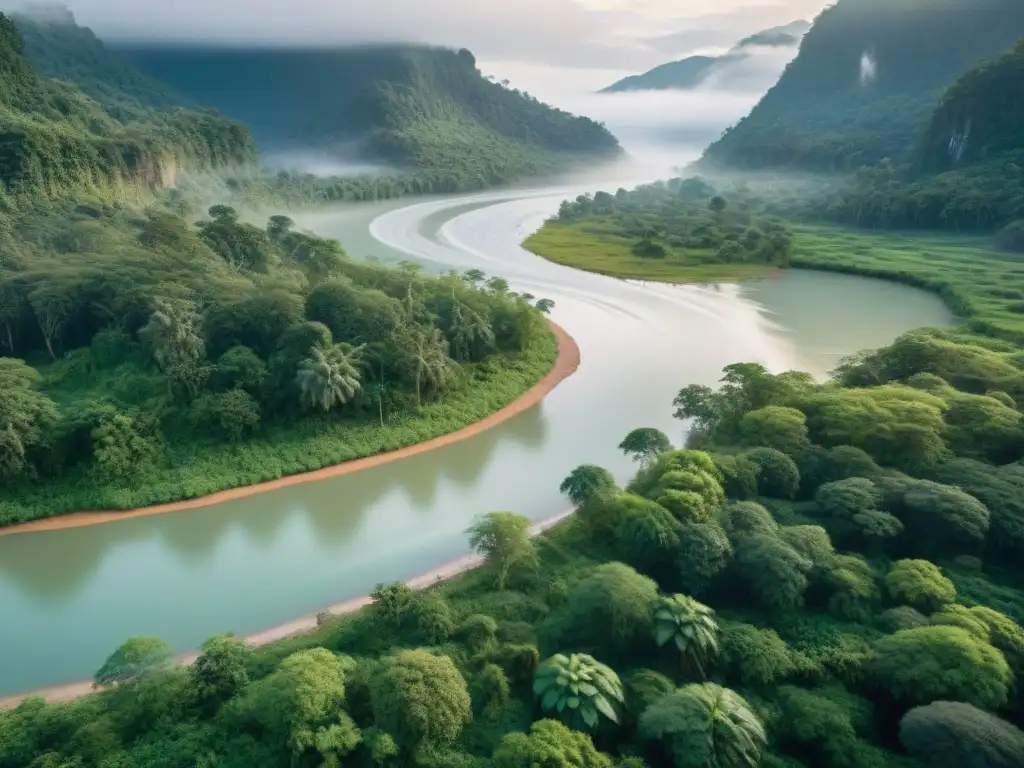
[0,12,255,199]
[918,38,1024,173]
[701,0,1024,172]
[116,44,622,190]
[10,6,193,114]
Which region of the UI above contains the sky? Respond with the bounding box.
[24,0,833,70]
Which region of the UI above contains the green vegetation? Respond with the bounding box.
[115,42,621,194]
[0,13,255,202]
[701,0,1024,173]
[10,328,1024,764]
[525,179,792,283]
[0,200,556,524]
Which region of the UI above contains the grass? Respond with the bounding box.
[0,330,558,525]
[790,224,1024,340]
[523,221,778,284]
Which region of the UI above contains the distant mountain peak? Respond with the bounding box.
[600,19,808,94]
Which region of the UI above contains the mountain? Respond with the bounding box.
[114,43,622,189]
[600,21,809,94]
[700,0,1024,173]
[9,5,194,115]
[0,12,256,198]
[919,38,1024,173]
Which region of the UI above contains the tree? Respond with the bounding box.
[560,464,617,507]
[240,648,355,760]
[448,301,495,362]
[266,214,295,240]
[192,634,250,709]
[28,280,77,360]
[970,606,1024,677]
[900,701,1024,768]
[533,654,624,731]
[677,521,733,595]
[732,533,812,611]
[139,297,206,398]
[208,204,238,223]
[91,407,163,482]
[739,406,810,455]
[466,511,538,591]
[719,622,794,687]
[619,428,672,468]
[885,560,956,612]
[709,196,728,214]
[618,504,683,572]
[869,626,1012,709]
[892,479,991,556]
[94,637,174,687]
[743,448,800,499]
[639,683,766,768]
[0,358,57,480]
[296,342,364,412]
[716,501,778,538]
[369,650,471,751]
[370,582,415,629]
[492,719,613,768]
[652,595,719,677]
[536,298,555,314]
[394,325,453,406]
[545,563,658,658]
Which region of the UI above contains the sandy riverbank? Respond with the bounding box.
[0,507,575,708]
[0,321,579,537]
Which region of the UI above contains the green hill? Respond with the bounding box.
[0,12,256,200]
[701,0,1024,172]
[919,38,1024,172]
[115,43,622,189]
[10,6,193,115]
[601,21,808,94]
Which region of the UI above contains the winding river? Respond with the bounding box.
[0,184,953,695]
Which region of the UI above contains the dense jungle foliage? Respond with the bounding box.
[0,201,556,523]
[0,13,256,200]
[114,43,621,192]
[700,0,1024,173]
[524,178,793,283]
[8,336,1024,765]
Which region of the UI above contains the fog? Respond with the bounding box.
[25,0,829,71]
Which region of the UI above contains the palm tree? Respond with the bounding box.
[295,342,364,412]
[652,595,719,678]
[533,653,624,731]
[449,301,495,362]
[639,683,765,768]
[396,326,452,407]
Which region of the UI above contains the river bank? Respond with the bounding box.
[0,323,579,537]
[0,507,575,708]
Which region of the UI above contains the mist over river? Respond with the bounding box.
[0,177,952,694]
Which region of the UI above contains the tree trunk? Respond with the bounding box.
[4,322,12,354]
[42,333,55,360]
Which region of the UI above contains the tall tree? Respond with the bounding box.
[296,342,364,412]
[466,511,538,591]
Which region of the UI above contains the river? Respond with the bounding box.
[0,185,953,695]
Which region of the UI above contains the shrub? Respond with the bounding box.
[885,560,956,612]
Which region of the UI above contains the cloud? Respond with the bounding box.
[25,0,830,71]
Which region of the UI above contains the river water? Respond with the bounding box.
[0,186,953,694]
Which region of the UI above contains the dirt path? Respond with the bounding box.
[0,508,575,708]
[0,322,579,537]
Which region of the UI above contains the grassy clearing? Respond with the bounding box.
[791,224,1024,339]
[523,221,778,284]
[0,331,557,525]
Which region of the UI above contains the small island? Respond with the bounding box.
[524,178,793,284]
